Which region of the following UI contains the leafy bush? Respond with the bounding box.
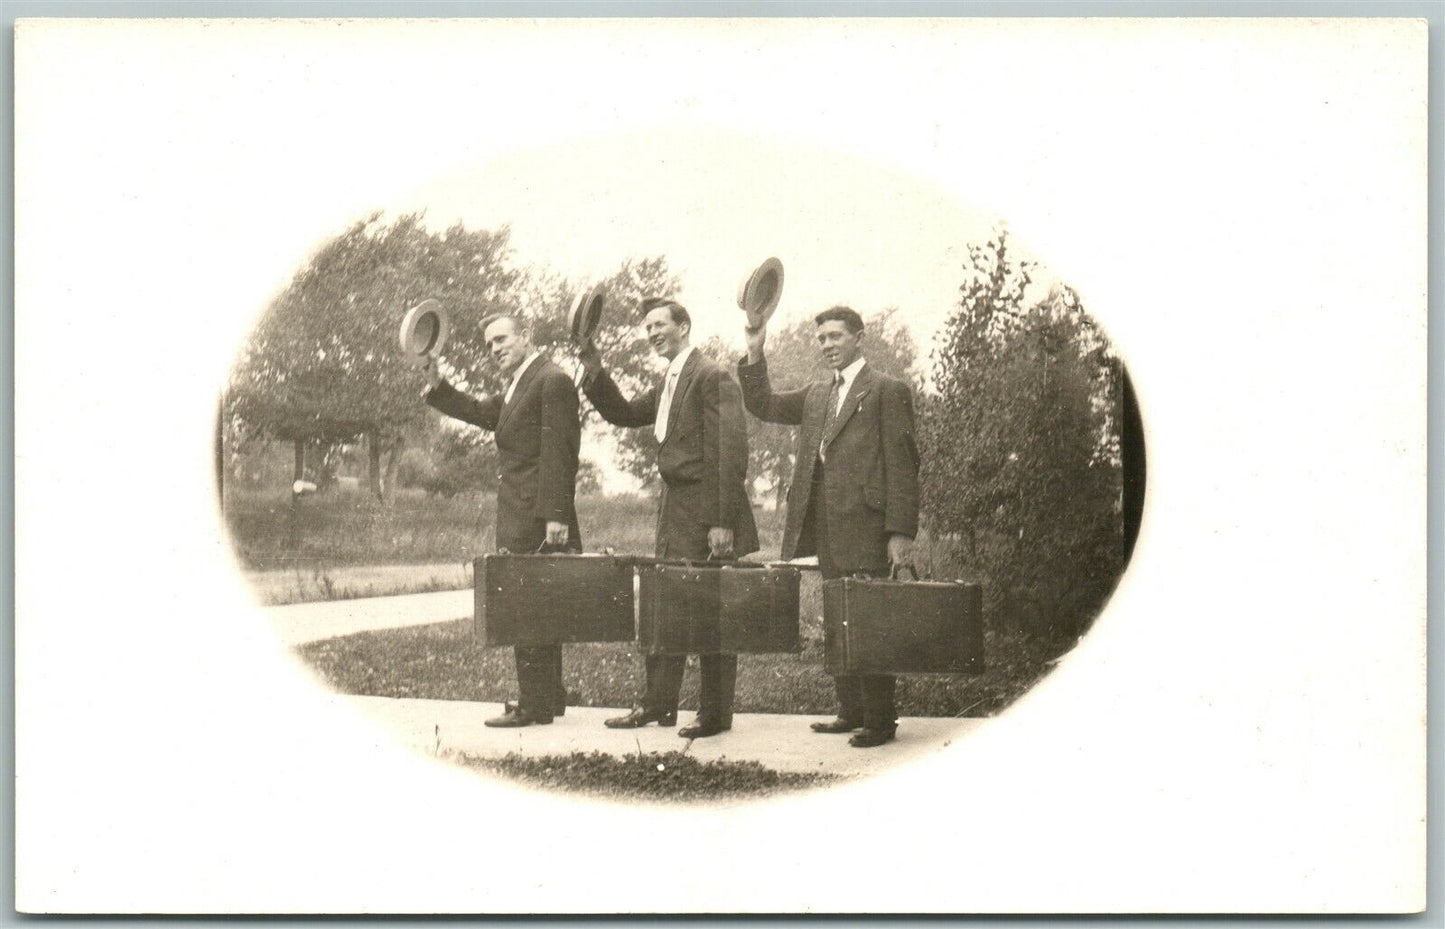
[396,426,500,499]
[920,231,1125,644]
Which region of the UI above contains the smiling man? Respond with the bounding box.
[579,297,758,739]
[421,314,582,728]
[738,306,920,748]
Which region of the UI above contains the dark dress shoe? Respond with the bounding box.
[484,704,553,728]
[555,690,574,717]
[848,726,897,748]
[678,718,730,739]
[603,706,678,729]
[810,717,863,734]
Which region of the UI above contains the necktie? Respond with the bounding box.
[654,369,679,443]
[819,372,843,461]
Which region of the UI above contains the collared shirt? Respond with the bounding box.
[654,344,695,443]
[504,351,543,405]
[831,356,867,416]
[819,356,866,461]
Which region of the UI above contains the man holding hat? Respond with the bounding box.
[737,306,920,748]
[421,314,582,728]
[578,297,758,739]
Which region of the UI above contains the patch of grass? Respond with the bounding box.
[225,487,783,572]
[296,610,1061,717]
[447,749,833,801]
[246,563,472,606]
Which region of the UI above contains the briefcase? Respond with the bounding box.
[638,561,801,655]
[474,553,635,647]
[823,567,983,675]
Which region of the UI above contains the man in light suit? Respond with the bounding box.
[738,306,920,748]
[421,314,582,728]
[579,297,759,739]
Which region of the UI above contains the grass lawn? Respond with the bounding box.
[296,612,1061,718]
[248,484,1077,717]
[447,749,833,801]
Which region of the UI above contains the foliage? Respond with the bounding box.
[396,423,501,499]
[226,213,529,497]
[920,229,1123,642]
[224,487,686,570]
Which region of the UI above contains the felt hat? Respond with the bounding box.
[398,298,450,361]
[737,257,784,328]
[569,283,606,344]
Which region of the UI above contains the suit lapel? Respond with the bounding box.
[498,356,546,433]
[802,379,830,460]
[660,350,700,446]
[822,363,874,452]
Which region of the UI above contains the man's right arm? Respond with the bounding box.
[420,359,502,431]
[736,326,808,425]
[578,339,658,428]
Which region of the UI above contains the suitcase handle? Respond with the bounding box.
[890,563,921,582]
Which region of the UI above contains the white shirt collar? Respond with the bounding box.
[505,351,543,401]
[665,344,695,380]
[836,355,866,390]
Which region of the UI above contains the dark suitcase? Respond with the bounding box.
[823,567,983,675]
[474,553,635,647]
[638,561,801,655]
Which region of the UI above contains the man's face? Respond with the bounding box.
[483,318,533,377]
[816,319,863,371]
[643,307,689,360]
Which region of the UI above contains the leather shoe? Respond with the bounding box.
[603,706,678,729]
[678,718,731,739]
[484,704,553,728]
[848,726,897,748]
[810,717,862,734]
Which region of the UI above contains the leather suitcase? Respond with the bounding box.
[823,568,983,675]
[638,562,801,655]
[474,553,635,647]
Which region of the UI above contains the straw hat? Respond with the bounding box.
[398,299,450,361]
[569,283,606,344]
[737,257,784,328]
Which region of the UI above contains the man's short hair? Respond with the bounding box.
[479,313,527,339]
[814,305,865,334]
[641,297,690,330]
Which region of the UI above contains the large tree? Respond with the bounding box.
[920,230,1122,641]
[227,213,527,499]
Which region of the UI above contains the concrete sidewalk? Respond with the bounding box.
[334,694,985,778]
[268,589,472,645]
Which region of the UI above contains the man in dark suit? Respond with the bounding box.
[578,297,759,739]
[421,314,582,728]
[737,306,919,748]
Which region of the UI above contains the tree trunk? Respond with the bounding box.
[367,431,384,500]
[381,436,405,506]
[293,439,305,482]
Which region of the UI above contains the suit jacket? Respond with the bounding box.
[737,357,919,572]
[425,357,582,553]
[585,350,759,559]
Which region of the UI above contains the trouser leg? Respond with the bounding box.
[643,653,685,714]
[861,674,897,730]
[551,647,566,713]
[698,653,738,726]
[513,645,555,720]
[833,675,864,722]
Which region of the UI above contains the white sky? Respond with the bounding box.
[398,128,1003,357]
